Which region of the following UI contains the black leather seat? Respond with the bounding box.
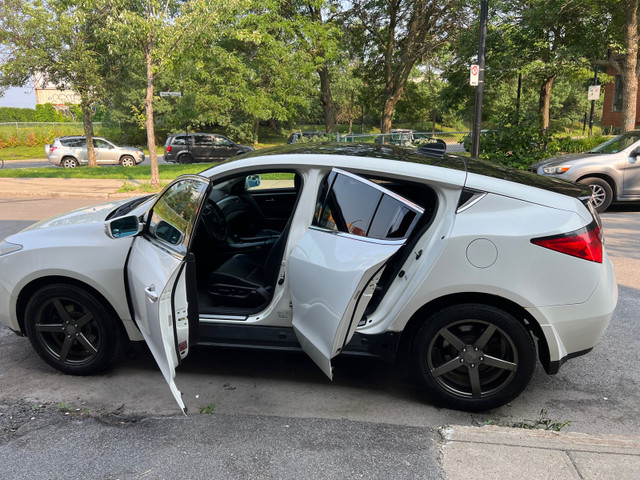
[207,221,290,308]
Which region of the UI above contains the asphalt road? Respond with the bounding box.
[2,155,168,169]
[0,196,638,438]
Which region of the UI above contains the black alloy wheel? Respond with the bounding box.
[178,153,194,164]
[412,304,535,411]
[24,284,121,375]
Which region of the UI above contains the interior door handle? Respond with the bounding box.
[145,285,159,302]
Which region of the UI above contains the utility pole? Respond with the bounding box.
[471,0,488,159]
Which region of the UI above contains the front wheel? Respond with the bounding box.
[578,177,613,213]
[24,284,121,375]
[411,304,535,411]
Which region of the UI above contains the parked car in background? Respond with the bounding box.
[164,133,253,163]
[45,136,145,168]
[530,131,640,212]
[287,131,328,143]
[0,144,616,413]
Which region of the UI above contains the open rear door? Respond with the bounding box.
[290,169,423,379]
[126,176,210,413]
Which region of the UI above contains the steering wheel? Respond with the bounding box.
[201,199,228,242]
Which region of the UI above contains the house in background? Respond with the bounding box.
[600,54,640,132]
[34,75,80,117]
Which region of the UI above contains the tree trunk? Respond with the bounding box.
[538,76,555,132]
[381,92,403,134]
[81,95,97,168]
[621,0,638,133]
[253,119,260,145]
[318,66,335,133]
[145,46,159,188]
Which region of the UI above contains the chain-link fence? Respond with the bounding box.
[337,131,470,154]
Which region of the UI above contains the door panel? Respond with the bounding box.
[623,155,640,196]
[248,190,298,229]
[126,175,210,412]
[290,229,402,378]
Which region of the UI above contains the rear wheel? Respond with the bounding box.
[578,177,613,213]
[178,153,193,164]
[120,155,135,167]
[411,304,535,411]
[61,157,79,168]
[24,284,121,375]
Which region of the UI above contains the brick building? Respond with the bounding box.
[601,60,640,131]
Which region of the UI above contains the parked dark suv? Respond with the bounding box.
[164,133,254,163]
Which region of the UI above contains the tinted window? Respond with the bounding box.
[61,138,85,147]
[194,135,213,146]
[215,136,233,146]
[590,132,640,154]
[93,139,110,148]
[314,171,422,240]
[172,136,189,146]
[149,178,209,254]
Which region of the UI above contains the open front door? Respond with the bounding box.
[126,176,210,413]
[290,169,424,379]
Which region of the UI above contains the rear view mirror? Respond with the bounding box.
[105,215,142,239]
[246,174,261,189]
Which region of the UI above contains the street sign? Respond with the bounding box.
[587,85,601,101]
[160,91,182,97]
[470,64,480,86]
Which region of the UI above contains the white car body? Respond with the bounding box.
[0,144,617,412]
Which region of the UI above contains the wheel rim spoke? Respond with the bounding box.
[440,328,466,350]
[76,333,99,354]
[59,336,74,361]
[483,354,517,371]
[431,357,462,377]
[35,323,63,332]
[52,299,73,323]
[469,366,482,398]
[474,324,497,349]
[75,312,93,329]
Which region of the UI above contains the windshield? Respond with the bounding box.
[590,132,640,154]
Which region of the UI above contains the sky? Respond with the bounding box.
[0,86,37,109]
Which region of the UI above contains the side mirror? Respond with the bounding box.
[245,174,261,189]
[633,146,640,157]
[105,215,142,239]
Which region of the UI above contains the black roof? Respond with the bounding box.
[239,142,590,199]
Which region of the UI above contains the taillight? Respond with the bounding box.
[50,146,57,152]
[166,145,172,153]
[531,222,603,263]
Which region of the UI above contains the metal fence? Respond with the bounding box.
[336,131,469,154]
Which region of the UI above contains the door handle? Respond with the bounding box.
[145,285,159,302]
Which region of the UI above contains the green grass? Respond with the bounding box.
[0,163,216,179]
[0,145,45,160]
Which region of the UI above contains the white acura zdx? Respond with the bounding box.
[0,143,617,412]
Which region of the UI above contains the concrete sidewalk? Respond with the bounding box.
[441,425,640,479]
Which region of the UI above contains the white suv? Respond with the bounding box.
[45,136,145,168]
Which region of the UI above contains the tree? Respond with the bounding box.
[347,0,464,133]
[0,0,122,167]
[110,0,242,187]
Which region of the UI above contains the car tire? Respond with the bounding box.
[411,304,535,411]
[61,157,79,168]
[120,155,135,167]
[178,153,193,164]
[578,177,613,213]
[24,284,122,375]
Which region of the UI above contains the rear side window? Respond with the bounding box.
[194,135,213,146]
[61,138,85,147]
[171,135,190,146]
[314,170,422,240]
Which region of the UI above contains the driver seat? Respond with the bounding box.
[206,220,291,308]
